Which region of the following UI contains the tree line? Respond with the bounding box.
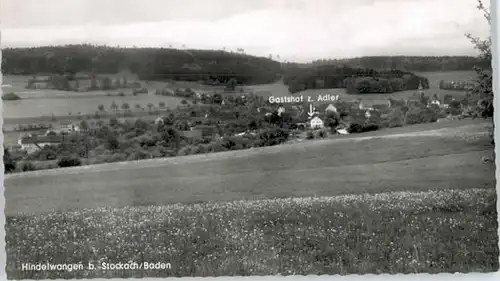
[1,44,282,85]
[306,56,491,72]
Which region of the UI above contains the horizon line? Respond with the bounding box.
[2,43,486,65]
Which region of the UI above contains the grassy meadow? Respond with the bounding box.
[6,188,498,278]
[4,118,497,277]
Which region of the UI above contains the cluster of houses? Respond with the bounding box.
[259,82,470,135]
[14,121,82,154]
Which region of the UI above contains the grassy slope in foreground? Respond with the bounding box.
[5,119,495,215]
[6,188,498,278]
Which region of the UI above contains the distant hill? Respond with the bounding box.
[289,56,490,72]
[1,44,282,85]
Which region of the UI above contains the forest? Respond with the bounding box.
[1,44,282,85]
[306,56,491,72]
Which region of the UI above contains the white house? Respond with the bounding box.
[325,104,338,113]
[428,99,441,107]
[277,106,286,116]
[310,116,324,129]
[358,101,374,111]
[154,117,164,125]
[336,128,349,135]
[57,121,80,134]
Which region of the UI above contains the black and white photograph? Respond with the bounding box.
[1,0,498,279]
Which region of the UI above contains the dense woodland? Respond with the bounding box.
[307,56,491,72]
[1,45,282,85]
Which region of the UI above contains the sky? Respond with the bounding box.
[0,0,491,62]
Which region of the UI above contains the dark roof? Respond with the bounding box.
[20,135,63,144]
[193,125,217,136]
[179,130,203,139]
[359,99,390,107]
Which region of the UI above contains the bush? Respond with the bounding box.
[318,129,328,138]
[34,161,58,171]
[2,92,21,101]
[347,123,379,134]
[384,108,405,128]
[57,156,82,168]
[404,107,439,125]
[177,146,194,156]
[210,142,228,152]
[3,148,17,173]
[306,131,314,140]
[258,128,289,146]
[20,161,35,172]
[444,107,462,116]
[347,123,364,133]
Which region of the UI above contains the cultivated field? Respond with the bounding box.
[1,75,192,119]
[414,70,477,87]
[4,119,497,278]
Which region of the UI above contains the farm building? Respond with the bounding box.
[310,116,324,129]
[357,100,390,111]
[56,121,80,133]
[18,134,63,154]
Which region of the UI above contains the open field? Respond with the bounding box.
[6,186,498,278]
[5,119,494,215]
[2,93,184,119]
[414,70,477,86]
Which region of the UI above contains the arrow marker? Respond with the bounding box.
[307,103,315,117]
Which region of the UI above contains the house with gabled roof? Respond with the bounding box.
[154,117,164,125]
[18,134,63,154]
[310,116,324,130]
[325,104,338,113]
[427,94,441,108]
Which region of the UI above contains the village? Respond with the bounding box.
[6,77,476,169]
